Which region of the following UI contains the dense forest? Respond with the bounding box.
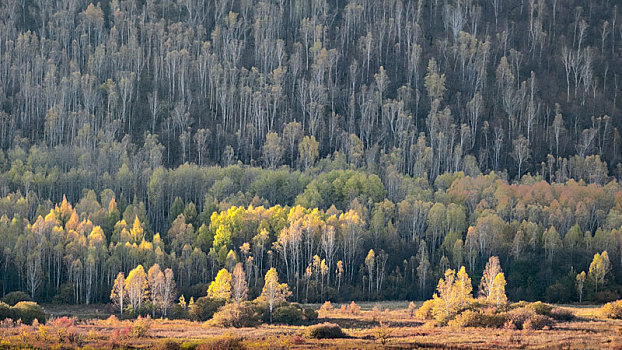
[0,0,621,307]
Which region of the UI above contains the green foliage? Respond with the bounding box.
[274,304,303,325]
[305,323,347,339]
[0,302,11,320]
[11,301,45,325]
[131,317,152,337]
[209,302,262,328]
[2,291,32,306]
[189,297,225,322]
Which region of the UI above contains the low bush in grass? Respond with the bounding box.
[305,322,347,339]
[600,300,622,319]
[303,307,318,321]
[2,291,32,306]
[131,316,152,337]
[11,301,45,325]
[196,333,246,350]
[416,299,556,330]
[155,339,181,350]
[209,302,262,328]
[550,307,574,321]
[506,306,553,330]
[447,309,507,328]
[318,301,334,315]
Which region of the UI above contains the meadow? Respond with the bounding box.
[1,302,621,349]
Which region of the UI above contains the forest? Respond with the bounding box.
[0,0,621,310]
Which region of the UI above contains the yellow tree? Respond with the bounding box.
[207,268,232,301]
[110,272,125,314]
[488,273,507,307]
[576,271,586,302]
[455,266,473,307]
[478,256,502,299]
[432,266,473,323]
[588,251,611,294]
[125,265,149,311]
[258,267,291,322]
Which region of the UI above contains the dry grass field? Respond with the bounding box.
[1,302,621,349]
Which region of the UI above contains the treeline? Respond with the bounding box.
[1,165,622,304]
[0,0,619,179]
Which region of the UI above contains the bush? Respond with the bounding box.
[131,316,152,337]
[447,310,508,328]
[189,297,225,321]
[318,301,334,316]
[209,302,261,328]
[196,333,246,350]
[303,307,318,321]
[506,306,553,330]
[11,301,45,325]
[549,307,574,321]
[305,323,347,339]
[155,339,181,350]
[346,301,361,315]
[415,299,435,320]
[2,291,32,306]
[0,302,11,320]
[600,300,622,319]
[274,304,303,325]
[596,290,620,303]
[529,301,553,316]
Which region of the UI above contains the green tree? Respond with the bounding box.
[298,135,319,170]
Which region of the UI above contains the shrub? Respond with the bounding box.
[209,302,261,328]
[319,301,334,315]
[346,301,361,315]
[189,297,225,321]
[415,299,435,320]
[11,301,45,325]
[373,323,392,345]
[303,307,318,321]
[2,291,32,306]
[155,339,181,350]
[196,333,246,350]
[596,290,620,303]
[529,301,553,316]
[600,300,622,319]
[51,316,76,328]
[506,306,553,330]
[549,307,574,321]
[447,310,507,328]
[305,322,347,339]
[274,304,303,325]
[131,317,152,337]
[407,302,417,317]
[0,302,11,320]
